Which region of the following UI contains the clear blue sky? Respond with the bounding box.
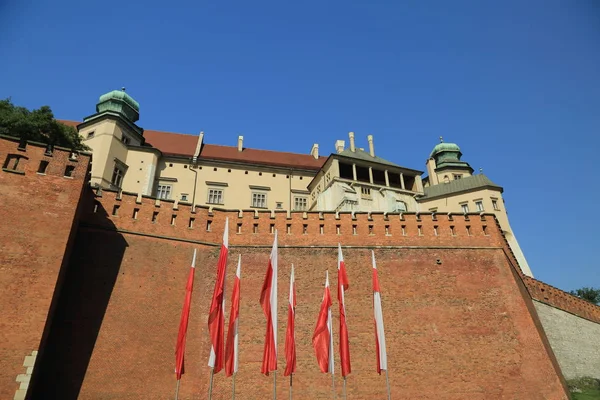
[1,1,599,291]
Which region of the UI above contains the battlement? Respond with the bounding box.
[524,276,600,324]
[0,135,90,181]
[84,188,508,248]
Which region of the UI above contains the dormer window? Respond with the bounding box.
[121,136,130,145]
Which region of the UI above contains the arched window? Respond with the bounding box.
[443,175,449,183]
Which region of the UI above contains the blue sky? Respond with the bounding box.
[1,1,599,291]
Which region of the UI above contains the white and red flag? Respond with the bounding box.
[225,255,241,377]
[208,218,229,373]
[260,230,278,375]
[175,249,197,380]
[372,251,388,374]
[337,244,351,377]
[284,264,297,377]
[312,270,334,374]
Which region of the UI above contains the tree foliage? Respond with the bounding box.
[569,287,600,305]
[0,98,88,151]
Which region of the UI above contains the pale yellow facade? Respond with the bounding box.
[70,90,534,277]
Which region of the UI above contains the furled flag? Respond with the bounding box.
[337,244,351,377]
[225,255,242,377]
[175,249,197,380]
[284,264,297,377]
[372,251,388,374]
[312,270,334,374]
[208,218,229,373]
[260,230,278,375]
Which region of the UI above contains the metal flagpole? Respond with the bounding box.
[208,368,215,399]
[232,373,236,400]
[332,374,335,399]
[385,370,391,400]
[343,377,347,400]
[289,374,292,400]
[174,379,180,400]
[273,370,277,399]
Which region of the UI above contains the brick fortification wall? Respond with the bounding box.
[32,189,569,399]
[0,137,90,399]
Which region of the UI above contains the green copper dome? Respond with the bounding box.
[96,88,140,123]
[99,89,140,112]
[429,142,461,158]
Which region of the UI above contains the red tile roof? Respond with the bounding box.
[59,120,327,170]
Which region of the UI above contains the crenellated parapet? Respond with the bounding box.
[0,134,90,181]
[84,188,509,248]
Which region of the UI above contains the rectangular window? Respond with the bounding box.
[207,189,223,204]
[87,131,95,139]
[294,196,308,211]
[64,165,75,177]
[361,187,371,195]
[453,174,462,180]
[252,192,267,208]
[111,166,125,188]
[492,199,499,210]
[157,184,172,200]
[38,160,49,174]
[121,136,130,145]
[475,201,484,212]
[461,203,469,213]
[181,193,189,202]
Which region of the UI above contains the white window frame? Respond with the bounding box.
[475,200,484,212]
[453,174,462,180]
[207,188,224,204]
[294,196,308,211]
[157,184,172,200]
[180,193,189,202]
[492,198,500,210]
[251,192,267,208]
[461,203,469,213]
[111,165,125,188]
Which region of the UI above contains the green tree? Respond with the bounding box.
[569,287,600,305]
[0,98,88,151]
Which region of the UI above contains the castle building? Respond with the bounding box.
[2,99,600,399]
[65,89,532,276]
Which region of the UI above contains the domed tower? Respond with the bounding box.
[425,137,473,185]
[77,88,151,191]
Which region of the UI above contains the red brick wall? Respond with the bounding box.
[34,190,569,399]
[0,137,90,399]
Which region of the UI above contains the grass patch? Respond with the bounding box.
[568,377,600,400]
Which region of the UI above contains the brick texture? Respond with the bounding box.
[30,189,569,399]
[0,137,90,400]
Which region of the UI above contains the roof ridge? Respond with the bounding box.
[205,143,327,158]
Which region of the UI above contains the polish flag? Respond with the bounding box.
[312,270,334,374]
[284,264,296,377]
[337,244,351,377]
[372,251,388,374]
[260,230,278,375]
[208,218,229,373]
[175,249,197,380]
[225,255,241,377]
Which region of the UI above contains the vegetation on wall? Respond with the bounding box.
[0,98,88,151]
[569,287,600,305]
[567,377,600,400]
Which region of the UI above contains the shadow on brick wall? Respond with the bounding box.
[28,197,127,399]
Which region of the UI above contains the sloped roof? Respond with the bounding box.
[59,120,327,170]
[422,174,503,199]
[338,148,400,168]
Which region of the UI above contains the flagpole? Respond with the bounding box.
[289,374,292,400]
[232,373,236,400]
[332,374,335,399]
[273,370,277,399]
[385,370,391,400]
[343,377,347,400]
[174,379,180,400]
[208,368,215,399]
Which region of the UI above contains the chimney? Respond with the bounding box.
[237,135,243,152]
[367,134,375,157]
[335,140,345,154]
[310,143,319,159]
[348,132,355,152]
